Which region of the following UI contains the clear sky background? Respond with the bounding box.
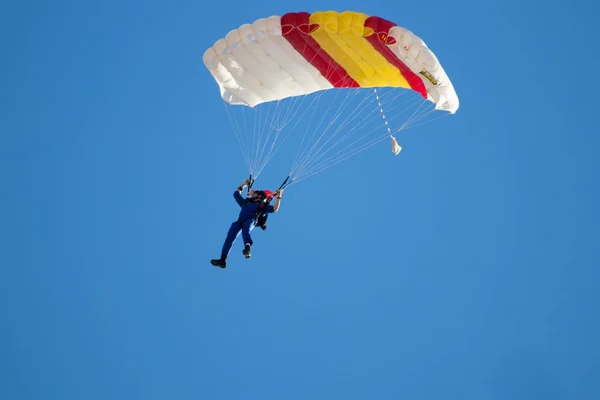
[1,0,599,399]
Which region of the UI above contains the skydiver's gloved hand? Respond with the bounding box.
[275,189,284,199]
[237,179,251,192]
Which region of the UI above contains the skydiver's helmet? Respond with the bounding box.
[249,189,273,203]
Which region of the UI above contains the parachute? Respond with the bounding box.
[203,10,459,187]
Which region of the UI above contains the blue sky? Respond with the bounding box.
[1,0,599,399]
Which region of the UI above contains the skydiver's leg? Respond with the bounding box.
[241,219,254,258]
[221,221,242,258]
[211,221,243,268]
[241,219,254,246]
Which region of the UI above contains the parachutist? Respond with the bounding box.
[210,179,283,269]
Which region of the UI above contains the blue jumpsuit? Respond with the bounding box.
[220,191,275,258]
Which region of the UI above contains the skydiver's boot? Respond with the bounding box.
[243,244,251,259]
[210,256,227,268]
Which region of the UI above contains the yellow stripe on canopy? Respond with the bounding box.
[308,11,410,88]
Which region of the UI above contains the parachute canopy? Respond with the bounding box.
[202,10,459,186]
[203,10,458,113]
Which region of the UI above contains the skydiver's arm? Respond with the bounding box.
[234,180,250,207]
[272,189,283,212]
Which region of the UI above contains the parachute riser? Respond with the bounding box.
[278,176,291,191]
[247,174,255,197]
[267,175,291,204]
